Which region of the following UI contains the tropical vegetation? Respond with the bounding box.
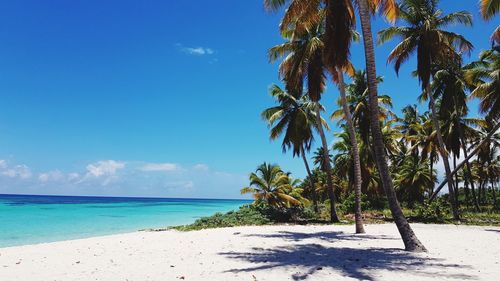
[176,0,500,253]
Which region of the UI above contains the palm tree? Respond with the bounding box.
[431,63,483,210]
[471,120,500,203]
[398,105,423,157]
[395,156,436,207]
[241,162,301,209]
[313,147,333,171]
[480,0,500,19]
[333,127,381,196]
[378,0,473,220]
[356,0,427,252]
[268,12,340,222]
[465,50,500,123]
[261,84,321,212]
[479,0,500,47]
[338,74,366,233]
[332,70,391,146]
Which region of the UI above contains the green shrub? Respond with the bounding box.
[339,192,368,214]
[338,193,388,214]
[412,199,449,223]
[171,204,270,231]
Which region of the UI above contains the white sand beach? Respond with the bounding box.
[0,223,499,281]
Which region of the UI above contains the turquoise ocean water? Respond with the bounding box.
[0,194,249,248]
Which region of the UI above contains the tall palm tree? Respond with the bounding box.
[268,11,341,222]
[261,84,321,212]
[378,0,473,220]
[337,71,366,233]
[431,63,483,210]
[356,0,427,252]
[241,162,301,209]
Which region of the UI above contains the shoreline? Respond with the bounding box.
[1,223,499,280]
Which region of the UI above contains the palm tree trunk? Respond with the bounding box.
[482,178,487,204]
[493,182,498,209]
[337,69,365,234]
[458,124,480,211]
[426,85,459,220]
[488,158,494,206]
[301,145,318,213]
[463,175,470,206]
[453,155,459,204]
[429,155,434,197]
[478,180,483,205]
[357,0,426,252]
[315,103,340,222]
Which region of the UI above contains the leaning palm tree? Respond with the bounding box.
[378,0,473,220]
[261,84,320,211]
[241,163,300,209]
[356,0,427,252]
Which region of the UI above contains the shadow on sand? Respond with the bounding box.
[243,230,397,242]
[220,231,476,281]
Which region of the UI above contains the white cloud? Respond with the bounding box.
[1,164,32,179]
[177,44,215,56]
[193,164,209,172]
[183,47,214,55]
[0,160,7,169]
[139,163,179,172]
[86,160,125,177]
[38,170,65,183]
[67,173,80,181]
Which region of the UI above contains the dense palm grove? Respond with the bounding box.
[241,0,499,252]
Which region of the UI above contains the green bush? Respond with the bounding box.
[412,199,449,223]
[338,193,388,214]
[171,204,270,231]
[339,192,368,214]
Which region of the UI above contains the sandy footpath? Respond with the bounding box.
[0,223,499,281]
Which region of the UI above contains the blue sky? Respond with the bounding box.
[0,1,497,198]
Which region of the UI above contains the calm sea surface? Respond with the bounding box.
[0,194,249,248]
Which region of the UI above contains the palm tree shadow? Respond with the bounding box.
[244,230,397,242]
[220,232,476,280]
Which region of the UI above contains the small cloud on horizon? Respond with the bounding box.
[175,43,215,56]
[85,160,126,178]
[193,163,209,171]
[139,162,179,172]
